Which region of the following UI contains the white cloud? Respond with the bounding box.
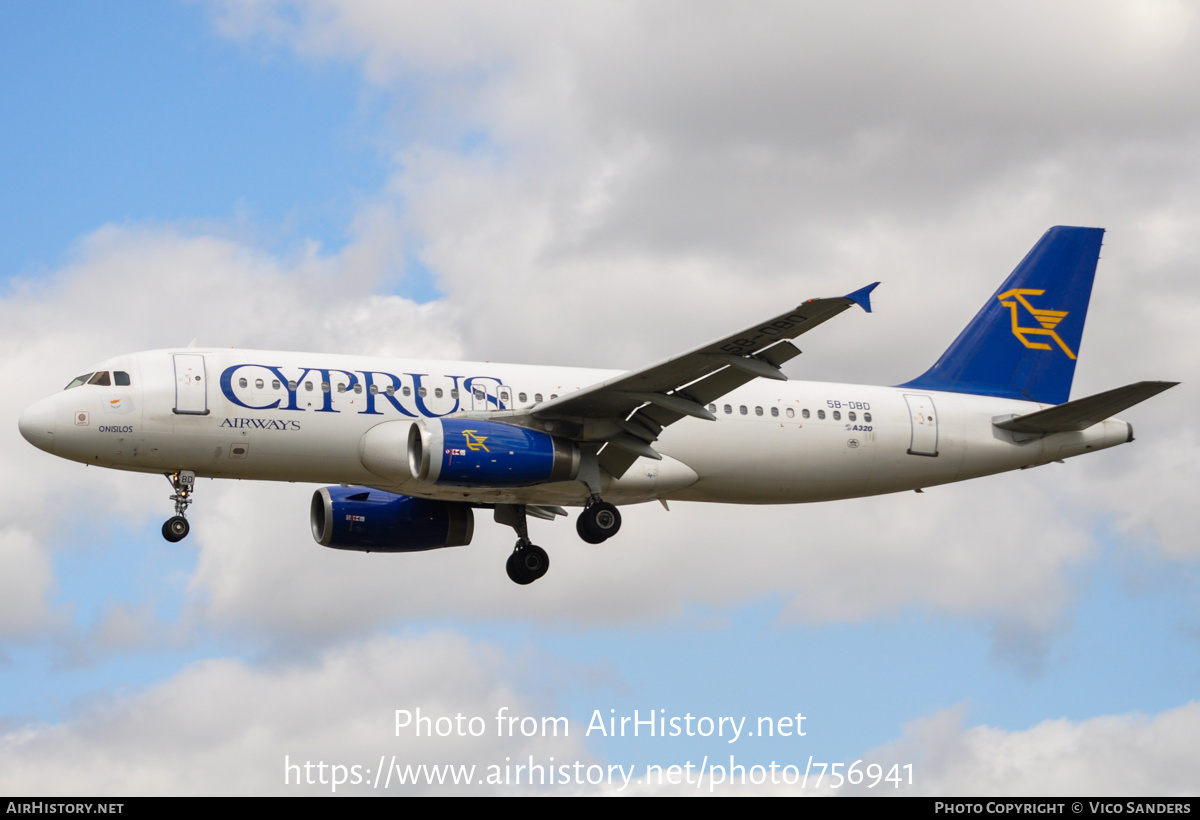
[852,702,1200,796]
[0,632,595,795]
[0,528,59,640]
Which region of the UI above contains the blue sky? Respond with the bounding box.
[2,1,1198,795]
[0,2,382,278]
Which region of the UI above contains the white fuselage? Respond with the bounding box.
[19,348,1132,508]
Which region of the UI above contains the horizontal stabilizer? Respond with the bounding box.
[994,381,1177,434]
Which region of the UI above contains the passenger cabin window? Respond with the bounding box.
[114,371,131,386]
[864,412,872,422]
[239,378,248,388]
[755,406,763,416]
[535,393,543,402]
[833,410,841,420]
[519,393,528,403]
[272,380,281,390]
[353,384,362,394]
[435,388,443,398]
[337,383,346,393]
[708,404,717,413]
[849,411,856,421]
[65,373,94,390]
[817,410,825,420]
[724,404,732,414]
[288,380,297,391]
[739,405,747,415]
[402,387,410,397]
[254,379,264,389]
[802,409,810,419]
[321,382,330,393]
[770,407,779,417]
[370,385,379,395]
[419,387,428,397]
[787,408,795,418]
[304,381,313,392]
[386,386,395,396]
[88,372,111,386]
[451,389,459,399]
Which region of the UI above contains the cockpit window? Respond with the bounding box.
[88,372,111,386]
[114,371,131,386]
[65,373,94,390]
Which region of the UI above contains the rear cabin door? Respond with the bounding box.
[903,393,938,457]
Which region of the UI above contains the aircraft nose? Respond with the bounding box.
[18,397,56,452]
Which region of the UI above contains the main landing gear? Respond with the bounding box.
[576,497,621,544]
[162,470,195,543]
[495,497,623,586]
[495,504,549,585]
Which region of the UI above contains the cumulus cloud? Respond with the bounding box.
[0,632,595,795]
[851,703,1200,796]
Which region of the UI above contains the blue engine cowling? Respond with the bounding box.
[310,486,474,552]
[407,418,580,487]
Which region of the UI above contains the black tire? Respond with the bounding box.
[523,545,549,580]
[579,501,621,543]
[577,512,606,544]
[506,545,549,584]
[505,552,525,584]
[162,516,190,543]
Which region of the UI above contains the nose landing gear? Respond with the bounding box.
[162,470,195,543]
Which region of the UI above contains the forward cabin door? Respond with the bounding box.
[173,354,209,415]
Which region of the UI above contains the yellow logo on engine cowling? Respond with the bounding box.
[461,430,490,452]
[996,288,1077,359]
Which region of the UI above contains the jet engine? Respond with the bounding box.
[310,485,474,552]
[408,418,580,487]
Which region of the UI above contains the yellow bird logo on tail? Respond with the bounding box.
[996,288,1077,359]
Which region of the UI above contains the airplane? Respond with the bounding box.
[17,226,1176,585]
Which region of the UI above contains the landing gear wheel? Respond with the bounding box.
[162,516,190,543]
[577,514,605,544]
[506,543,549,585]
[578,501,621,543]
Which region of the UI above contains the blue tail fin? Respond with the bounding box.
[899,226,1104,405]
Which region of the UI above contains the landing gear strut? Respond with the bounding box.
[495,504,549,585]
[162,470,195,543]
[577,497,621,544]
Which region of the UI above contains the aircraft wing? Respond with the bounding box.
[524,283,879,476]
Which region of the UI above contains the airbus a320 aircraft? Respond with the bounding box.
[18,227,1175,585]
